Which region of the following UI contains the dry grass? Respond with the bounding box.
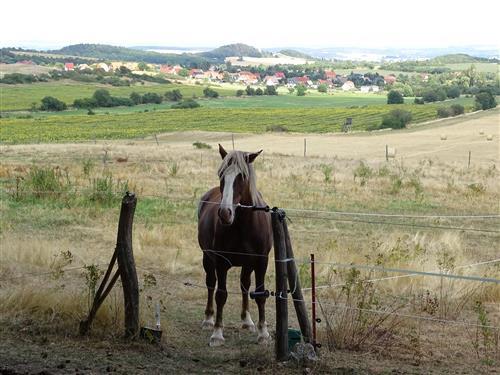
[0,115,499,372]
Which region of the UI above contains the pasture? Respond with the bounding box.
[0,111,499,373]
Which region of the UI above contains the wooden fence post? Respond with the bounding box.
[468,150,471,168]
[116,192,139,338]
[232,133,235,150]
[303,138,307,157]
[282,219,312,344]
[271,209,289,361]
[79,192,138,338]
[385,144,388,162]
[310,253,317,348]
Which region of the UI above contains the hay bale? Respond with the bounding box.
[479,129,484,135]
[486,134,493,141]
[440,134,447,140]
[387,147,397,158]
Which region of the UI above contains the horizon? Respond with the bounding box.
[2,0,499,51]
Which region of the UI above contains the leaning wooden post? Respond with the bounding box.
[468,150,471,168]
[385,144,389,162]
[282,219,312,344]
[271,209,289,361]
[303,138,307,157]
[116,192,139,338]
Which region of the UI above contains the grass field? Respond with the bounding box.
[0,111,498,373]
[0,81,236,111]
[0,98,475,143]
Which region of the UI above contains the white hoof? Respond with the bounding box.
[257,322,270,344]
[241,311,256,332]
[201,315,215,330]
[209,327,225,347]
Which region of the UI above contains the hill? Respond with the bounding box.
[279,49,315,60]
[201,43,263,59]
[49,44,210,67]
[429,53,498,64]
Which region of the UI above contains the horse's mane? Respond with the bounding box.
[217,151,261,204]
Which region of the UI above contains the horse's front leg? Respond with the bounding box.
[210,264,229,346]
[254,260,270,344]
[202,254,216,329]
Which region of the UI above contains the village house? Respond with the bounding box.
[189,69,205,79]
[77,64,91,71]
[360,85,380,93]
[384,75,396,85]
[64,62,74,71]
[160,65,182,75]
[325,70,337,80]
[203,70,224,81]
[263,75,280,86]
[237,71,259,85]
[95,62,111,72]
[342,80,356,91]
[317,79,334,88]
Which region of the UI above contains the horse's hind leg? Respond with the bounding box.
[202,254,216,330]
[240,266,255,332]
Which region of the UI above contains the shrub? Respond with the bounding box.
[266,124,289,132]
[193,141,212,149]
[450,104,464,115]
[414,98,425,105]
[171,99,200,109]
[474,91,497,110]
[203,87,219,98]
[422,88,446,103]
[380,109,412,129]
[354,161,373,186]
[142,92,163,104]
[318,83,328,93]
[437,107,453,118]
[236,89,245,97]
[73,97,97,109]
[446,86,461,99]
[245,86,255,96]
[40,96,67,111]
[130,92,142,105]
[165,89,183,101]
[255,88,263,96]
[387,90,404,104]
[296,85,307,96]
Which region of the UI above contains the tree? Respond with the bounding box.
[474,91,497,110]
[92,89,113,107]
[236,89,244,97]
[387,90,404,104]
[178,68,189,77]
[245,86,256,96]
[142,92,163,104]
[255,88,263,96]
[40,96,67,111]
[317,84,328,93]
[296,85,307,96]
[137,62,148,71]
[264,86,278,95]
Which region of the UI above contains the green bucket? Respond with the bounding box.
[288,328,302,352]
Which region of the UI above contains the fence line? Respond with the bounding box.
[0,264,107,283]
[277,294,500,330]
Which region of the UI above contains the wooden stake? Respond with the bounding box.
[385,144,388,162]
[311,253,317,348]
[283,219,312,344]
[232,133,235,150]
[468,150,471,168]
[155,134,159,146]
[271,209,289,361]
[304,138,307,157]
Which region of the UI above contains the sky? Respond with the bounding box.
[1,0,499,50]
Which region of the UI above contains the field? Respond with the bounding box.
[0,111,499,373]
[0,98,476,144]
[0,63,54,77]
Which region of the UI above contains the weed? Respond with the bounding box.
[49,250,74,281]
[192,141,212,149]
[82,158,95,177]
[169,162,179,177]
[353,161,373,186]
[467,183,486,194]
[82,264,103,311]
[320,164,333,183]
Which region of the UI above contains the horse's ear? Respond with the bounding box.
[218,144,227,159]
[247,150,262,163]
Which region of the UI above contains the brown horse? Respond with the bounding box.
[197,144,272,346]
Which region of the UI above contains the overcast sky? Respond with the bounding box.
[2,0,499,49]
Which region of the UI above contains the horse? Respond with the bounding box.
[197,144,273,347]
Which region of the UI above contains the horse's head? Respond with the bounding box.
[217,144,262,225]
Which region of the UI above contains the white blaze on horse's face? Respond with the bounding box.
[219,165,239,225]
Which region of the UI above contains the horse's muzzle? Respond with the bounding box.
[218,207,233,225]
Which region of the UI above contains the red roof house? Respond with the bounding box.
[64,62,74,71]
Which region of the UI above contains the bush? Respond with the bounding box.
[437,107,453,118]
[450,104,464,115]
[92,89,114,107]
[73,97,98,109]
[255,88,263,96]
[245,86,255,96]
[414,98,425,105]
[193,141,212,149]
[40,96,67,111]
[380,109,412,129]
[171,99,201,109]
[266,124,289,132]
[142,92,163,104]
[264,86,278,95]
[446,86,461,99]
[474,91,497,110]
[422,88,446,103]
[318,83,328,93]
[387,90,404,104]
[236,89,245,97]
[110,97,134,107]
[203,87,219,98]
[165,89,183,101]
[296,85,307,96]
[130,92,142,105]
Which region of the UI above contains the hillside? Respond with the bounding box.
[49,44,210,66]
[429,53,497,64]
[201,43,262,59]
[279,49,315,60]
